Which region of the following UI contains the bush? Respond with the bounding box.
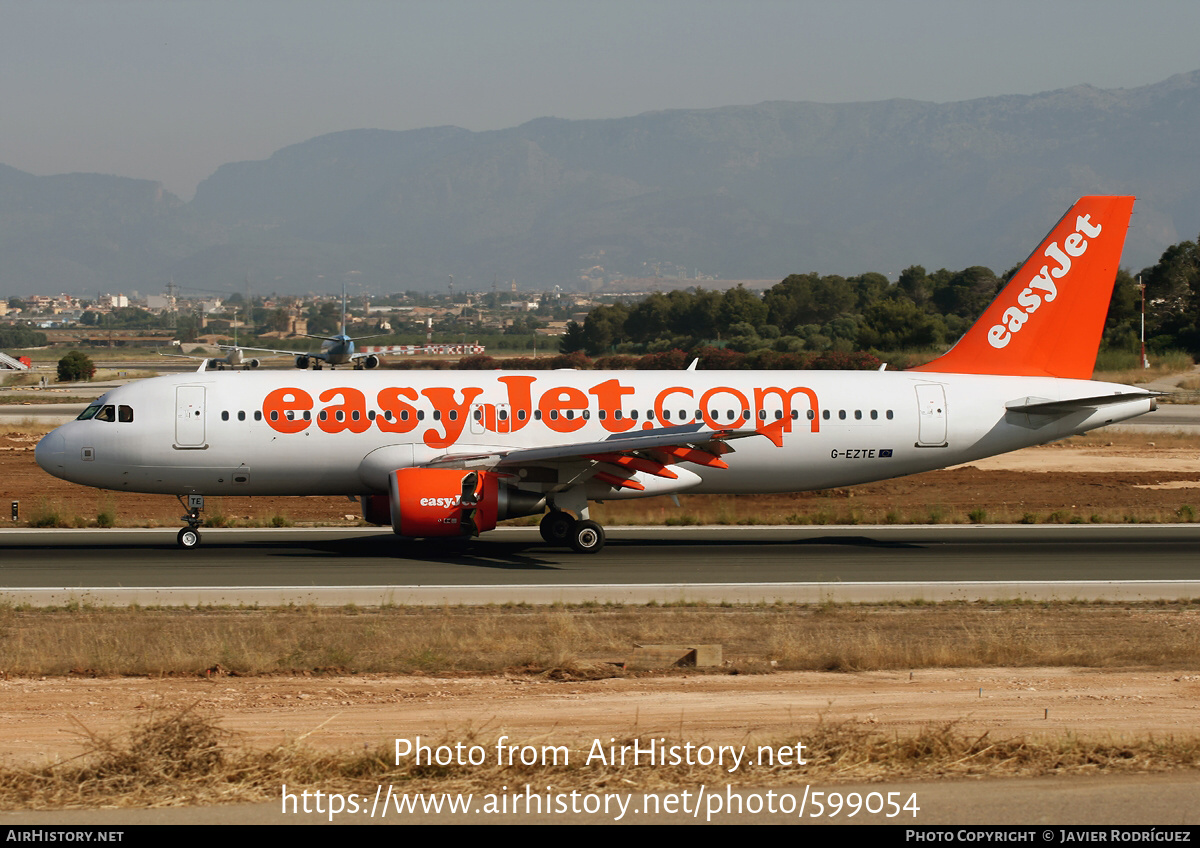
[56,351,95,382]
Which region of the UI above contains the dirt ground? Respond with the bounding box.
[4,430,1200,771]
[3,668,1200,768]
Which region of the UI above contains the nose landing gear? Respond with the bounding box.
[176,494,204,549]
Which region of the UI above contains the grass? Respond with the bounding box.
[3,602,1200,676]
[1092,349,1194,384]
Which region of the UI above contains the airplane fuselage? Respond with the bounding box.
[35,369,1153,499]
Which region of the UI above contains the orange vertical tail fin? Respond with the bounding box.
[910,196,1135,379]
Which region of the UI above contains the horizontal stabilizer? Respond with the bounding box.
[1005,392,1158,416]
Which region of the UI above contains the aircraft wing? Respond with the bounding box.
[425,422,763,490]
[156,349,204,361]
[217,344,318,359]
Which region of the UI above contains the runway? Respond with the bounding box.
[2,525,1199,605]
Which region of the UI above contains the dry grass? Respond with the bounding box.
[3,709,1198,809]
[3,603,1200,677]
[1092,351,1194,384]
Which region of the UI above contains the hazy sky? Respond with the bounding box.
[3,0,1199,198]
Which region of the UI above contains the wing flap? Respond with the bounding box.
[494,423,758,467]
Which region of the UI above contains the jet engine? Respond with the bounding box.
[360,468,544,538]
[360,354,381,369]
[246,359,261,369]
[295,355,310,369]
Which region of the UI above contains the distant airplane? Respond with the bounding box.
[158,311,274,370]
[36,197,1155,553]
[158,342,267,371]
[228,287,382,370]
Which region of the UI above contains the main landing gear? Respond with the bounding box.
[176,494,204,549]
[539,510,606,554]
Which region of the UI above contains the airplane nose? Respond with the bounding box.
[35,431,66,475]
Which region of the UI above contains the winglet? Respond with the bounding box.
[911,196,1135,379]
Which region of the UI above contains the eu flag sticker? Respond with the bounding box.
[879,449,893,458]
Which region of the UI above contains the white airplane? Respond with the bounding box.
[36,196,1156,552]
[159,341,267,371]
[159,310,277,371]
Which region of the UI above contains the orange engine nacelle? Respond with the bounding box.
[389,468,500,537]
[361,468,545,537]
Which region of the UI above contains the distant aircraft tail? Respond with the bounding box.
[910,195,1135,379]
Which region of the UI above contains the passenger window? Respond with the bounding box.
[614,410,622,420]
[254,411,262,421]
[270,411,278,421]
[534,410,542,420]
[351,410,360,421]
[237,411,246,421]
[807,410,815,420]
[118,405,134,423]
[854,410,862,420]
[822,410,830,420]
[304,411,311,421]
[870,410,878,420]
[367,410,375,420]
[433,411,441,421]
[447,410,455,421]
[886,410,894,420]
[662,410,671,421]
[758,410,767,420]
[221,411,229,421]
[336,411,344,422]
[473,409,482,421]
[549,410,559,420]
[417,410,425,421]
[598,410,607,421]
[499,409,509,421]
[630,410,638,420]
[518,409,527,421]
[741,410,750,421]
[318,411,327,421]
[838,410,846,420]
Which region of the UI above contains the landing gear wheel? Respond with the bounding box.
[177,527,201,549]
[539,511,573,544]
[569,519,605,554]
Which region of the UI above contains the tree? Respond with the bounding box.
[558,321,587,354]
[57,351,95,382]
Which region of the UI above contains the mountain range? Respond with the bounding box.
[4,69,1200,297]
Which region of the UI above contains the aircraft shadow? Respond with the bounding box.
[270,536,565,570]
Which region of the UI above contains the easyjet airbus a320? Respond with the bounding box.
[36,196,1156,552]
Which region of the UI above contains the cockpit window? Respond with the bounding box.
[76,403,102,421]
[94,405,116,423]
[118,405,134,423]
